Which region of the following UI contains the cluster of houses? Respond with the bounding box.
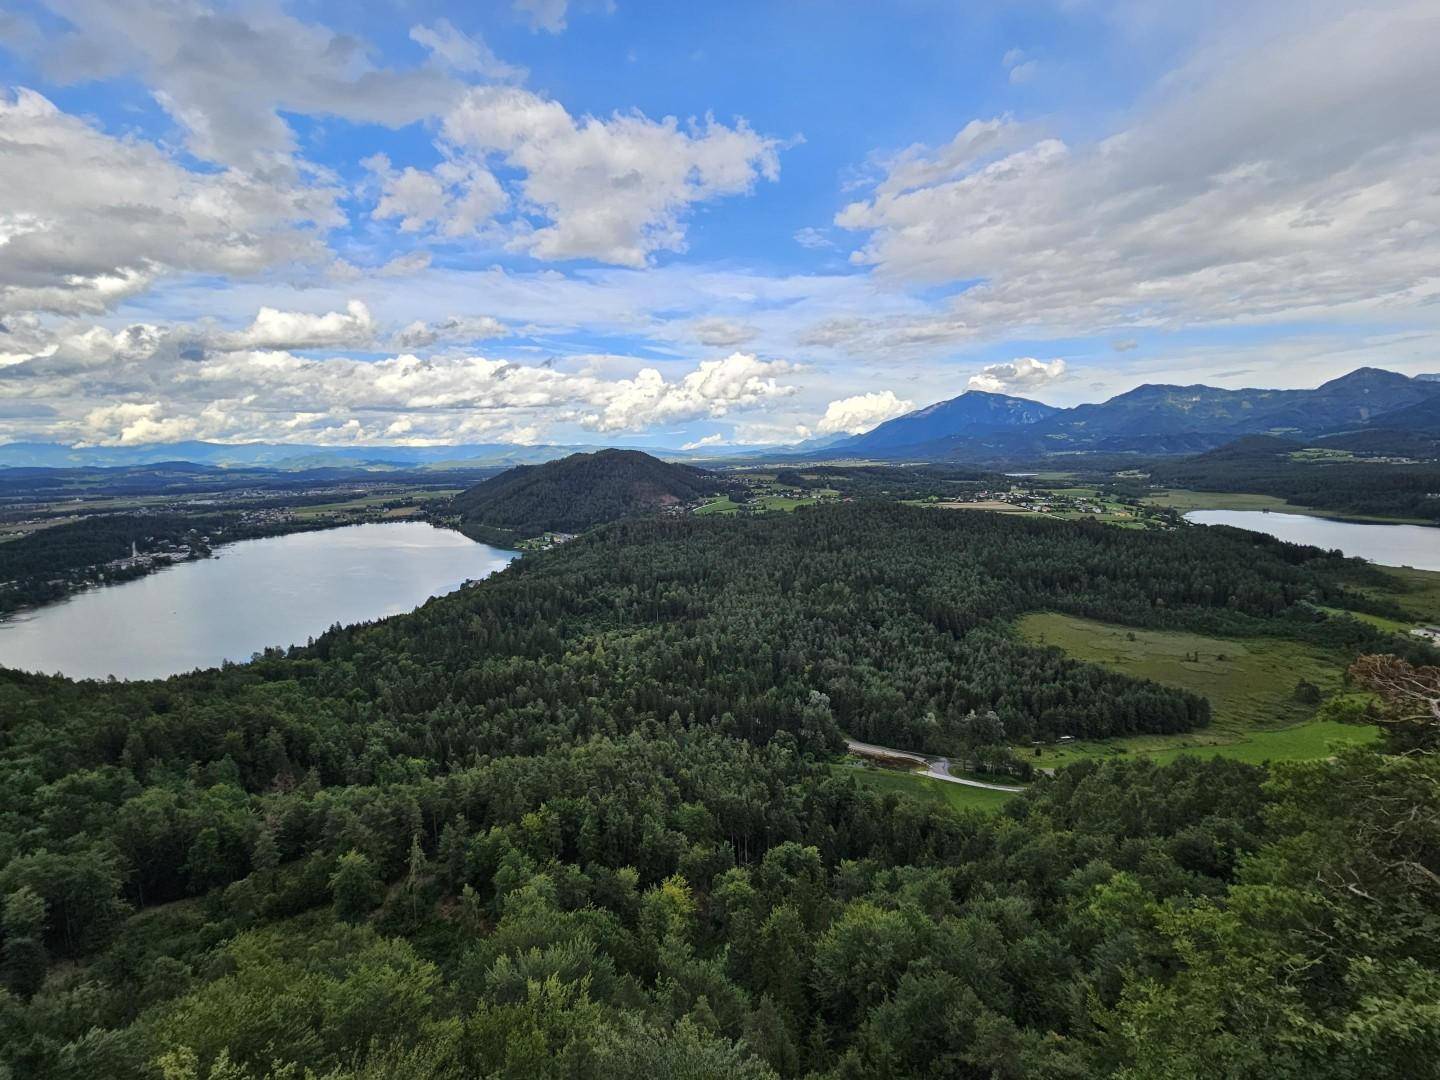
[519,531,577,552]
[964,489,1111,515]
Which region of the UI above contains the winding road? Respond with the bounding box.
[844,738,1027,793]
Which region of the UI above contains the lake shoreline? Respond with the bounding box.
[1183,508,1440,572]
[0,522,516,681]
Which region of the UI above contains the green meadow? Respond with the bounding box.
[1015,612,1377,768]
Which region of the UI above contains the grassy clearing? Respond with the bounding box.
[1017,612,1343,731]
[829,764,1017,812]
[755,495,822,512]
[1028,719,1376,771]
[1358,565,1440,623]
[694,495,739,516]
[1315,605,1415,635]
[1015,612,1376,767]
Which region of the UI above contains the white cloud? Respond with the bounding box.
[815,390,915,435]
[794,226,835,250]
[583,352,797,431]
[80,402,206,446]
[0,89,334,316]
[515,0,569,34]
[410,19,526,81]
[393,315,509,350]
[218,301,377,352]
[681,433,725,450]
[838,1,1440,339]
[966,358,1067,394]
[439,86,781,265]
[368,160,448,234]
[364,154,509,239]
[0,315,802,446]
[31,0,460,174]
[376,252,434,278]
[1002,46,1038,85]
[690,317,757,348]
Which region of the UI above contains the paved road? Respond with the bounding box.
[844,738,1027,793]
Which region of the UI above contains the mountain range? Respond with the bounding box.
[824,367,1440,460]
[2,367,1437,470]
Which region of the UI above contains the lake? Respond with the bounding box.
[0,523,516,680]
[1185,510,1440,571]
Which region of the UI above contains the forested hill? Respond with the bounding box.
[451,448,725,543]
[4,504,1438,1076]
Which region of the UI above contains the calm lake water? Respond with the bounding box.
[1185,510,1440,571]
[0,523,515,680]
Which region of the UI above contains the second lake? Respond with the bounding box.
[1184,509,1440,571]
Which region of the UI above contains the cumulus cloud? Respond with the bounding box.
[837,1,1440,338]
[815,390,915,435]
[215,301,378,352]
[0,317,801,447]
[583,353,797,431]
[80,402,208,446]
[966,358,1067,394]
[364,153,509,239]
[0,89,334,316]
[681,433,725,450]
[438,86,781,265]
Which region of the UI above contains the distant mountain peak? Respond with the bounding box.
[1317,366,1419,391]
[839,389,1058,453]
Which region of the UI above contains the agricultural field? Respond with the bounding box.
[1014,611,1377,768]
[288,487,460,520]
[693,494,739,515]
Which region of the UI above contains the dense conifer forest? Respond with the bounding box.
[1,503,1436,1078]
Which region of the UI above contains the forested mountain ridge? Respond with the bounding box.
[830,390,1059,452]
[451,449,726,543]
[2,502,1437,1077]
[834,367,1440,458]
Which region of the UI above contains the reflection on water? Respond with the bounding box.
[0,522,515,680]
[1185,510,1440,571]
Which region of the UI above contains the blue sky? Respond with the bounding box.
[1,0,1438,449]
